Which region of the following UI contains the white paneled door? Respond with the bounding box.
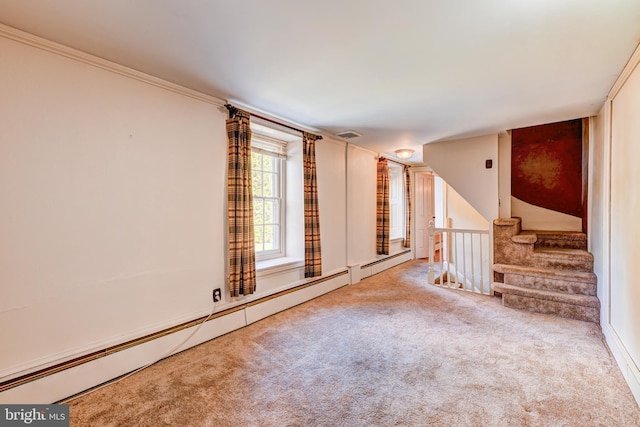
[415,172,434,259]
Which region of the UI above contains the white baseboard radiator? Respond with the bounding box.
[0,270,349,403]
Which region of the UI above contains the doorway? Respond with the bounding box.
[414,172,435,259]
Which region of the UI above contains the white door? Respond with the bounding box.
[415,172,434,258]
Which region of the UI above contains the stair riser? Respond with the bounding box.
[530,256,593,273]
[495,240,532,265]
[503,273,597,296]
[533,235,587,251]
[502,294,599,323]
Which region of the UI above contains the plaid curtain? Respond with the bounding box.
[303,132,322,278]
[404,165,411,248]
[376,157,390,255]
[227,110,257,297]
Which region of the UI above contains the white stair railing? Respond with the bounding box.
[428,220,491,295]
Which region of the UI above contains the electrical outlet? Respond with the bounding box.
[212,288,222,303]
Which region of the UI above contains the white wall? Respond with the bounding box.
[423,134,499,222]
[0,29,350,400]
[346,145,377,265]
[0,35,226,378]
[498,132,511,219]
[284,136,304,266]
[434,176,445,228]
[511,197,582,231]
[345,145,409,267]
[447,186,489,230]
[316,138,348,273]
[591,44,640,404]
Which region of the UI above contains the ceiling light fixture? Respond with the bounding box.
[395,149,415,160]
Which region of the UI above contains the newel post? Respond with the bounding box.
[428,219,435,284]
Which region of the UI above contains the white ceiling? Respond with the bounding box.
[1,0,639,162]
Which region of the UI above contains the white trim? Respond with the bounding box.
[245,273,347,325]
[587,117,594,252]
[321,136,348,148]
[603,99,613,327]
[347,142,378,157]
[360,251,412,279]
[0,268,356,403]
[601,40,640,406]
[389,164,405,241]
[256,257,304,278]
[252,150,286,261]
[603,323,640,404]
[0,23,225,107]
[410,166,434,173]
[1,310,248,404]
[609,42,640,100]
[0,308,214,382]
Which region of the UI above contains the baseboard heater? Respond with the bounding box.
[0,270,348,394]
[361,249,412,269]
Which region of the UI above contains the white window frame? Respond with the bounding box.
[251,132,287,261]
[389,164,405,241]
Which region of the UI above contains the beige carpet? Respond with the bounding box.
[68,260,640,426]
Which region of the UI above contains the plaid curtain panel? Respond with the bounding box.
[227,111,257,297]
[303,132,322,278]
[376,157,390,255]
[404,165,411,248]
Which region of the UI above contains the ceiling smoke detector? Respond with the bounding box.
[336,130,362,139]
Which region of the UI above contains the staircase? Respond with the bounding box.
[491,218,600,323]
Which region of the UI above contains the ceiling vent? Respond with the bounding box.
[336,130,362,139]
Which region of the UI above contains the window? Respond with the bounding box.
[389,164,405,240]
[249,121,304,271]
[251,132,286,260]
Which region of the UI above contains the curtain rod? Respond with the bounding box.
[225,104,323,140]
[378,155,410,168]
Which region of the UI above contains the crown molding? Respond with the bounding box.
[0,23,225,107]
[609,42,640,100]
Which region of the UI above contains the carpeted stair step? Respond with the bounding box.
[493,263,597,296]
[520,230,587,250]
[491,282,600,323]
[530,248,593,272]
[511,234,537,245]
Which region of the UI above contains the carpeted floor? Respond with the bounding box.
[68,260,640,426]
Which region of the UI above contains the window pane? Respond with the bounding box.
[262,155,275,172]
[252,170,262,197]
[263,225,273,250]
[251,152,262,171]
[263,172,274,197]
[263,199,276,224]
[254,225,264,252]
[263,225,279,251]
[253,199,264,225]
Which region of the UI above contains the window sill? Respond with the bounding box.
[256,257,304,278]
